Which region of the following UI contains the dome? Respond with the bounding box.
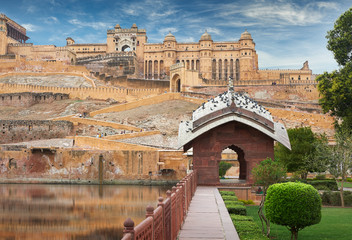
[200,30,212,41]
[131,23,137,28]
[164,32,176,42]
[114,24,121,29]
[240,30,252,40]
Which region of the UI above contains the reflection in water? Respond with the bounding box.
[0,184,171,239]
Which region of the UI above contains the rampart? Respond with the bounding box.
[96,73,169,90]
[0,120,73,144]
[0,92,69,107]
[0,58,86,73]
[90,92,201,116]
[0,83,163,101]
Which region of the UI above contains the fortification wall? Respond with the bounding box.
[0,120,73,144]
[187,84,319,102]
[0,82,162,101]
[100,74,169,90]
[0,92,69,107]
[0,58,88,74]
[0,146,187,183]
[90,92,182,116]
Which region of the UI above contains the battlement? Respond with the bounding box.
[8,43,33,47]
[0,82,163,101]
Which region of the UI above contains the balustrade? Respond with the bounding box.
[121,170,197,240]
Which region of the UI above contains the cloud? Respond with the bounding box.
[206,27,221,35]
[44,16,59,24]
[22,24,40,32]
[26,5,37,13]
[158,27,178,35]
[68,19,110,30]
[178,36,195,43]
[150,10,177,18]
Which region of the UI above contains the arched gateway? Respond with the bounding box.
[178,80,291,185]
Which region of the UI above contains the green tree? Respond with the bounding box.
[326,7,352,66]
[317,7,352,127]
[252,158,286,237]
[218,161,232,178]
[317,63,352,127]
[314,125,352,207]
[265,182,322,240]
[275,127,327,178]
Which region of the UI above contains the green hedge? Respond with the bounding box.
[321,191,352,206]
[219,190,236,196]
[233,221,268,240]
[238,199,255,205]
[222,195,238,201]
[308,180,338,191]
[221,190,267,239]
[224,200,244,206]
[226,203,247,215]
[230,214,254,222]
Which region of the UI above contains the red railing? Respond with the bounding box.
[121,170,197,240]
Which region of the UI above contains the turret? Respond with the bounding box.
[66,37,75,46]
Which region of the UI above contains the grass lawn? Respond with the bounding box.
[337,181,352,188]
[246,206,352,240]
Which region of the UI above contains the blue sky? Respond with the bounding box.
[2,0,351,74]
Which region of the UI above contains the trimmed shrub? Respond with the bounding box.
[224,200,244,206]
[230,214,253,222]
[219,190,236,196]
[308,180,338,191]
[226,203,247,216]
[321,190,352,206]
[233,221,268,240]
[221,195,238,201]
[238,199,255,205]
[265,182,322,239]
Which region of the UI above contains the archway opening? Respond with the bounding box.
[122,45,131,52]
[171,74,181,92]
[176,79,181,92]
[219,145,246,184]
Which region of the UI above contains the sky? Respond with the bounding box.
[1,0,351,74]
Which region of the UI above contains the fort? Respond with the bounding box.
[0,13,333,187]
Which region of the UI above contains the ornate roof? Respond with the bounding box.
[240,30,252,40]
[178,79,291,150]
[115,24,121,29]
[164,32,176,42]
[200,30,212,41]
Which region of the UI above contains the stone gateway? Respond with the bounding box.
[178,86,291,185]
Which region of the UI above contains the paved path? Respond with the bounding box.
[178,186,240,240]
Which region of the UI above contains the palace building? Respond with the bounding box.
[0,13,312,87]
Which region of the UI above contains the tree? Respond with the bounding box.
[315,125,352,207]
[275,127,327,178]
[326,7,352,66]
[265,182,322,240]
[317,63,352,127]
[218,161,232,178]
[252,158,286,237]
[317,7,352,127]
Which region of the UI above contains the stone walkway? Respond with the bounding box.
[178,186,240,240]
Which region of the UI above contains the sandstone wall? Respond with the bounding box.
[0,92,69,107]
[0,120,73,144]
[0,83,163,101]
[0,58,88,73]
